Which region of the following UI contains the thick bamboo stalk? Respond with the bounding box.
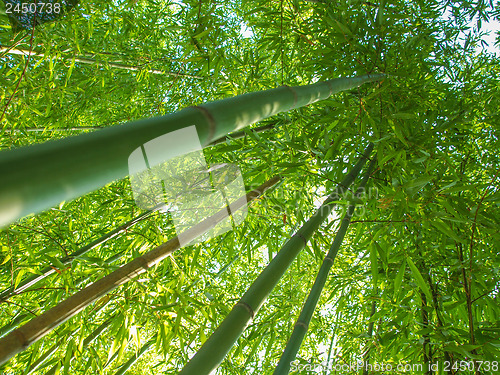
[273,159,376,375]
[0,206,160,303]
[0,122,274,302]
[178,144,374,375]
[0,176,280,365]
[0,74,384,227]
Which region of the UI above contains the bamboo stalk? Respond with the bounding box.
[114,338,155,375]
[0,120,275,302]
[0,206,160,303]
[273,158,376,375]
[0,176,280,365]
[43,316,115,375]
[0,74,384,227]
[178,144,374,375]
[0,46,202,78]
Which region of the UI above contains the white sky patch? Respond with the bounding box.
[240,22,254,38]
[442,7,500,56]
[314,186,341,225]
[477,18,500,55]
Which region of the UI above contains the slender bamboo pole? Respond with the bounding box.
[0,176,281,365]
[114,338,155,375]
[273,159,376,375]
[0,74,384,227]
[0,206,160,303]
[178,144,374,375]
[0,46,202,78]
[362,298,377,375]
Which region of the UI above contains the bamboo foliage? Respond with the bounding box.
[178,144,374,375]
[273,158,376,375]
[0,122,278,303]
[0,206,159,303]
[0,74,384,227]
[0,176,281,365]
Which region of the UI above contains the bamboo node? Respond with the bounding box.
[296,233,308,246]
[236,301,255,319]
[324,256,334,264]
[189,105,216,144]
[282,85,298,108]
[295,321,308,330]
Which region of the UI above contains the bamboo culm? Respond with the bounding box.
[0,74,384,227]
[114,338,155,375]
[273,158,376,375]
[0,176,281,366]
[178,144,374,375]
[0,207,159,303]
[0,120,272,303]
[42,316,115,375]
[113,252,236,375]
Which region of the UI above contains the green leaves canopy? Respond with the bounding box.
[0,0,499,374]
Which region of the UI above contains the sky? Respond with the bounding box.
[477,18,500,55]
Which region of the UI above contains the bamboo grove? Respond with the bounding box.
[1,0,499,374]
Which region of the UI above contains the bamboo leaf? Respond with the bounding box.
[431,219,466,243]
[406,257,432,302]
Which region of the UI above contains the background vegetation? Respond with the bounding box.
[0,0,499,374]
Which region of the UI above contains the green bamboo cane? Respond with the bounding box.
[112,252,238,374]
[273,158,376,375]
[0,176,281,366]
[0,249,126,337]
[0,206,160,303]
[42,316,115,375]
[0,121,276,302]
[114,338,155,375]
[0,74,384,227]
[178,144,374,375]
